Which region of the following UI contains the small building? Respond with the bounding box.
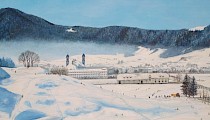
[117,73,169,84]
[117,74,139,84]
[68,68,108,79]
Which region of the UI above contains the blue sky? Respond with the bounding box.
[0,0,210,30]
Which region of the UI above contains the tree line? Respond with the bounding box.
[0,57,15,68]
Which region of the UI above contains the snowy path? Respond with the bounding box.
[48,89,64,119]
[10,73,37,119]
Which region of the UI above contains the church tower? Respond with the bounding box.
[66,54,69,66]
[82,53,85,66]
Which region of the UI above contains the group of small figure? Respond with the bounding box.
[115,113,124,117]
[148,95,173,99]
[80,82,86,86]
[11,69,17,73]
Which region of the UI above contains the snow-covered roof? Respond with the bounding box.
[138,73,169,79]
[66,28,77,32]
[66,64,76,70]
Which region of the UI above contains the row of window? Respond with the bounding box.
[121,77,167,79]
[70,74,107,76]
[123,77,133,79]
[69,73,107,76]
[69,71,107,74]
[69,74,107,78]
[70,75,107,79]
[120,80,168,84]
[154,80,168,83]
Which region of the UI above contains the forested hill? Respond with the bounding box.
[0,7,210,47]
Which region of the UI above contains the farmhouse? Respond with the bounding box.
[117,73,169,84]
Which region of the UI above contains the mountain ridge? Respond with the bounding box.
[0,7,210,47]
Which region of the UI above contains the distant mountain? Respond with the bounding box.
[0,7,210,47]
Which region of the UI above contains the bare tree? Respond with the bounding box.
[176,73,182,83]
[18,50,40,67]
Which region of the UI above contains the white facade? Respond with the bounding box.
[68,68,108,79]
[117,73,169,84]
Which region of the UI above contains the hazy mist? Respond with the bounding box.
[0,41,137,62]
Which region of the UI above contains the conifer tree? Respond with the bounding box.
[188,76,197,97]
[0,57,15,68]
[181,74,190,96]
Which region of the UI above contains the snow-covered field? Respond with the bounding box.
[0,67,210,120]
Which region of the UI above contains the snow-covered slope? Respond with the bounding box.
[0,67,10,80]
[189,26,206,31]
[66,46,210,69]
[0,87,21,119]
[5,67,175,120]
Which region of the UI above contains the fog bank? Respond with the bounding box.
[0,41,137,62]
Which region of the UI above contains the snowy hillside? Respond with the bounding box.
[0,67,209,120]
[0,67,10,80]
[189,26,206,31]
[64,46,210,70]
[2,67,177,119]
[0,87,21,118]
